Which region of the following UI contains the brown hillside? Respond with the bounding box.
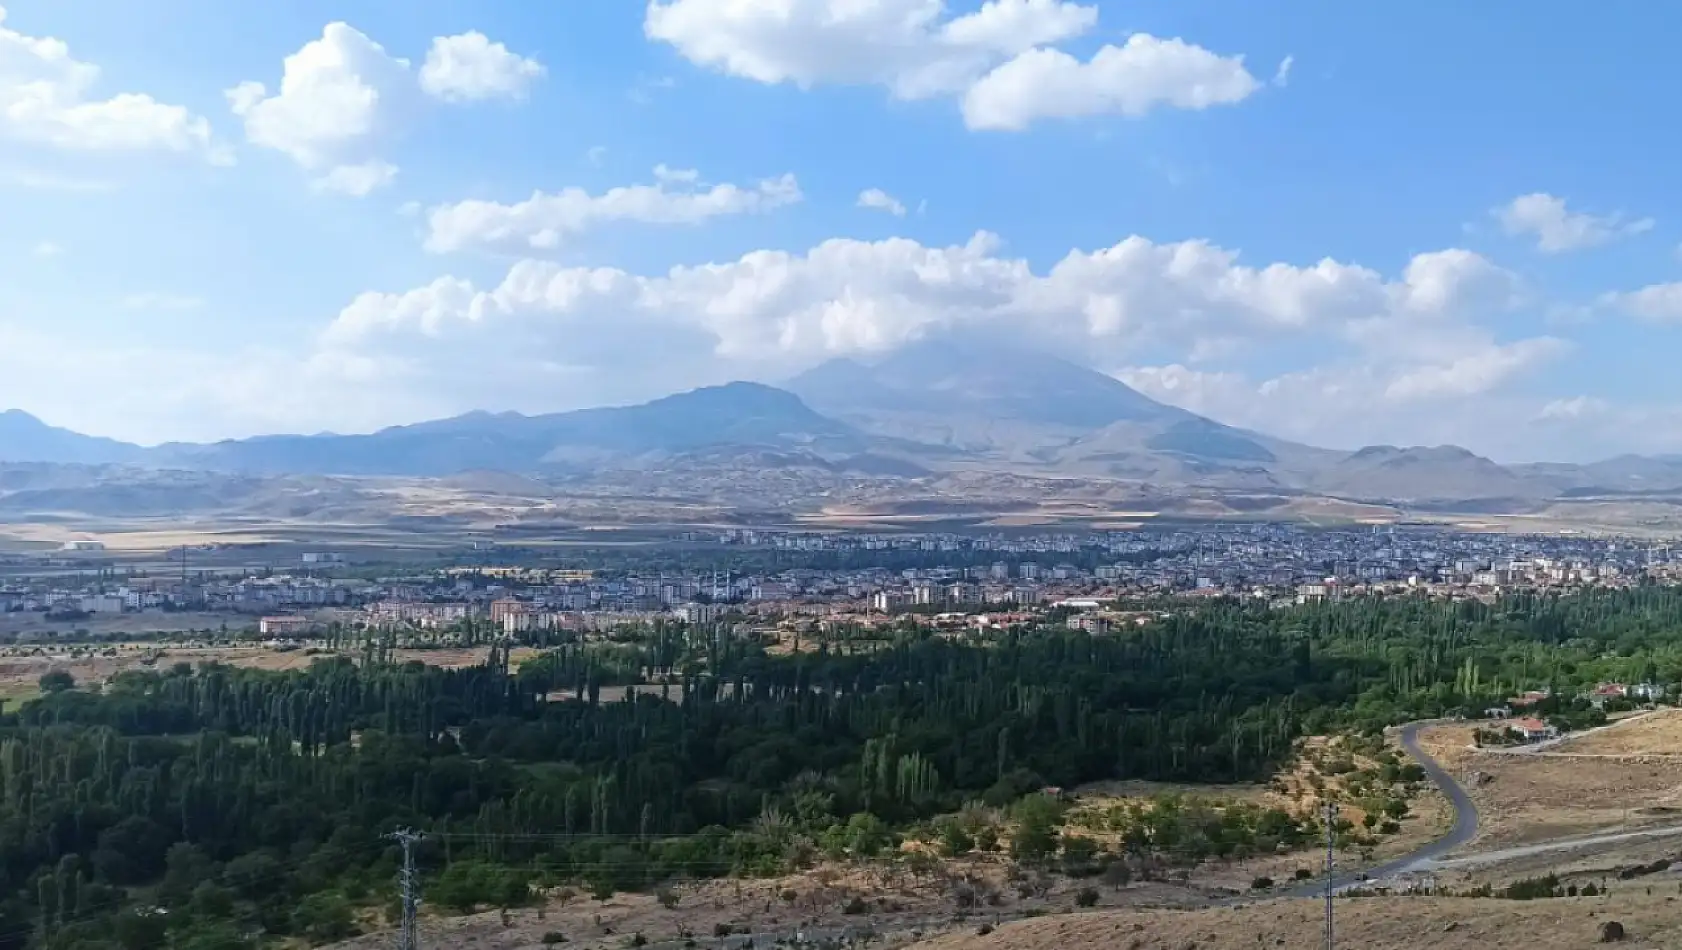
[911,894,1682,950]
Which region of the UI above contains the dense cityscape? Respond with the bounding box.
[3,526,1677,642]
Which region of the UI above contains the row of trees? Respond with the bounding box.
[7,586,1682,946]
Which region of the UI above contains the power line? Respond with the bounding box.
[1322,801,1338,950]
[389,828,424,950]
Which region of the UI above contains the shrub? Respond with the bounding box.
[1502,875,1561,900]
[1251,877,1274,890]
[542,933,568,945]
[1075,887,1099,908]
[843,896,868,915]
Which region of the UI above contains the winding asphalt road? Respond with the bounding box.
[1277,720,1480,898]
[670,721,1486,948]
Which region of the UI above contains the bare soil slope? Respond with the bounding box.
[1416,721,1682,850]
[913,893,1680,950]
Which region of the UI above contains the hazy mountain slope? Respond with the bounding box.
[1309,445,1549,502]
[155,382,870,476]
[1512,455,1682,495]
[0,410,143,465]
[787,338,1339,485]
[4,340,1675,507]
[788,337,1189,430]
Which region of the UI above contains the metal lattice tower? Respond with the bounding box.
[1322,802,1339,950]
[388,829,423,950]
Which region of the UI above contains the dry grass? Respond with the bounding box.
[0,610,240,637]
[323,859,1206,950]
[911,891,1682,950]
[1416,722,1682,850]
[1059,733,1453,894]
[0,643,537,699]
[1551,708,1682,757]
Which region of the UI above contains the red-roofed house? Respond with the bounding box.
[1507,717,1558,742]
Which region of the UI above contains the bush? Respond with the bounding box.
[1502,875,1561,900]
[1074,887,1099,908]
[39,670,75,693]
[713,924,733,938]
[1251,877,1274,890]
[1294,868,1314,881]
[429,861,533,914]
[842,896,868,915]
[542,933,569,945]
[978,924,994,935]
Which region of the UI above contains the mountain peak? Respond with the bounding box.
[0,410,140,465]
[788,337,1189,429]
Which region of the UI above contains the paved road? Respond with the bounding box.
[664,721,1484,948]
[1277,720,1480,898]
[1429,823,1682,870]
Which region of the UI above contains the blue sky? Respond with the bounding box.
[1,0,1678,460]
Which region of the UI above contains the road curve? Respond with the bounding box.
[1277,720,1479,898]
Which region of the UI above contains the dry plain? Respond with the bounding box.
[1416,712,1682,851]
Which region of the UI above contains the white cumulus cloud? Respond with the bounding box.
[856,188,907,216]
[321,227,1547,434]
[1382,337,1568,402]
[423,168,804,253]
[312,159,399,196]
[1602,282,1682,323]
[420,31,545,102]
[227,23,539,193]
[226,23,411,179]
[0,4,224,158]
[1494,192,1654,254]
[1535,396,1608,422]
[962,34,1259,131]
[645,0,1259,130]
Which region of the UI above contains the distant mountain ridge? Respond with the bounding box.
[5,340,1682,505]
[154,382,881,476]
[0,410,143,466]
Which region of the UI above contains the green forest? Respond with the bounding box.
[7,586,1682,949]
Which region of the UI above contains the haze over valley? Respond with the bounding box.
[6,338,1682,532]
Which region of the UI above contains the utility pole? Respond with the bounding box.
[388,829,423,950]
[1322,802,1339,950]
